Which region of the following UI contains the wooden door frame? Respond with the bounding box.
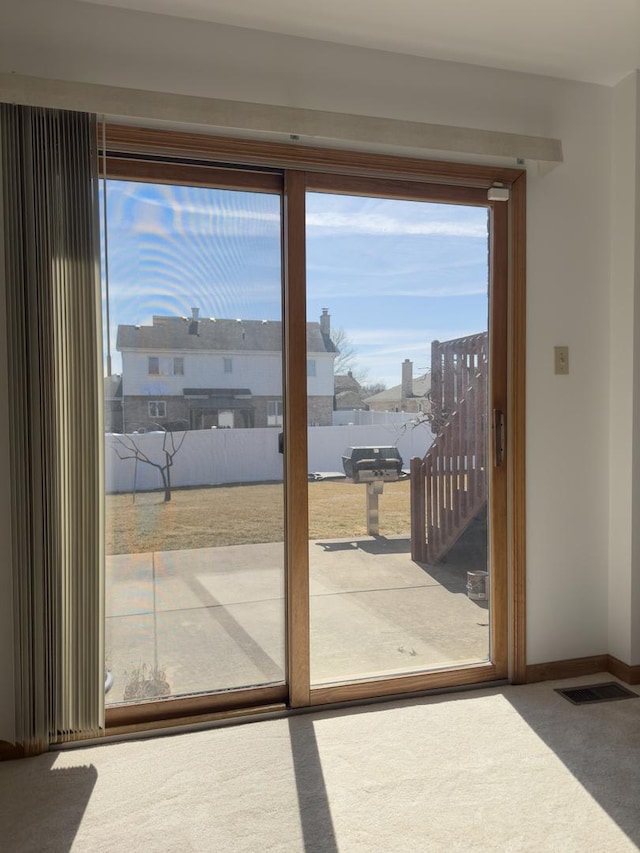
[101,125,526,730]
[301,173,516,706]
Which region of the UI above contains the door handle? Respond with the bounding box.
[493,409,504,467]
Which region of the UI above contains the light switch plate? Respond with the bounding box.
[554,346,569,375]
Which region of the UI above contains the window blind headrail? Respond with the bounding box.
[0,73,563,166]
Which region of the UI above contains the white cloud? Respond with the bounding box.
[349,328,440,346]
[306,211,487,238]
[312,279,487,299]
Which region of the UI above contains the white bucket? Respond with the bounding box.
[466,571,488,601]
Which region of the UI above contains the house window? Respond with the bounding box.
[267,400,283,427]
[148,401,166,418]
[307,359,316,377]
[148,356,159,375]
[223,357,233,373]
[174,357,184,376]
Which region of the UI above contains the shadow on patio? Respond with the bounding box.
[106,523,490,705]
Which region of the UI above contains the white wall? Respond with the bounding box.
[524,83,611,662]
[608,72,637,664]
[609,72,640,665]
[0,0,623,739]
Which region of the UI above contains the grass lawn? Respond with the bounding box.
[105,479,411,555]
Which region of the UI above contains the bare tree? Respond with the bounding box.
[331,326,369,382]
[112,428,187,502]
[361,380,387,397]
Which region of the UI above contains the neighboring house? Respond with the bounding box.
[365,359,431,414]
[117,308,337,431]
[333,370,369,410]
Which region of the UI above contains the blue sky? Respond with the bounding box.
[101,181,488,388]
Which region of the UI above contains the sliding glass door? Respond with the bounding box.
[305,187,493,686]
[102,168,288,710]
[99,128,518,724]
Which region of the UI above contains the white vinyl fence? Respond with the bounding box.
[105,422,435,494]
[332,410,417,426]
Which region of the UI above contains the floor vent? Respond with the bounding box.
[556,682,639,705]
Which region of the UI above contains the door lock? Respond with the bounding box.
[493,409,505,467]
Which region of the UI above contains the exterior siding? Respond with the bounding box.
[121,350,285,397]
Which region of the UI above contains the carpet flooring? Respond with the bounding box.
[1,674,639,852]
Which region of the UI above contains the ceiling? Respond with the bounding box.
[79,0,640,86]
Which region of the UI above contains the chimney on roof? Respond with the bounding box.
[320,308,330,337]
[189,306,200,336]
[402,359,413,399]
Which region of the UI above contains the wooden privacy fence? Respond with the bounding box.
[430,332,487,433]
[411,332,488,564]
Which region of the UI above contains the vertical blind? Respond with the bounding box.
[0,105,104,754]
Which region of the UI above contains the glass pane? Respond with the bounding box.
[306,191,490,686]
[102,179,285,705]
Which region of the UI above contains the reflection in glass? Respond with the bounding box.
[102,180,285,705]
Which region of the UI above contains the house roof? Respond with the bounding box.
[364,373,431,404]
[334,373,362,392]
[117,315,337,355]
[334,372,370,410]
[335,389,368,410]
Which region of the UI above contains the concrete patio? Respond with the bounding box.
[106,534,489,705]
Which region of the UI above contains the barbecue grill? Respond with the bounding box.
[342,446,403,535]
[342,446,403,484]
